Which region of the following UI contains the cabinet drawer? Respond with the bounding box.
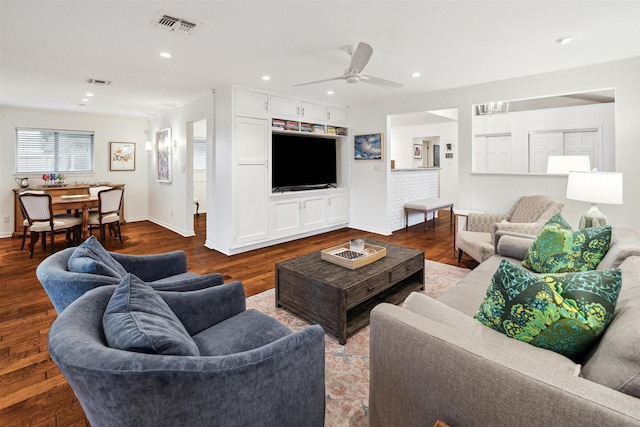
[389,257,423,284]
[346,272,390,308]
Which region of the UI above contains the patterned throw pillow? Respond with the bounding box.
[475,260,622,358]
[522,214,611,273]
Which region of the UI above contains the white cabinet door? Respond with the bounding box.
[301,195,326,231]
[234,117,269,245]
[327,106,348,125]
[327,191,349,225]
[234,88,268,114]
[301,102,326,122]
[272,198,301,237]
[270,96,300,118]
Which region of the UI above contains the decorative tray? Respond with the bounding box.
[320,242,387,270]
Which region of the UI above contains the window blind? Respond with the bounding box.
[16,128,95,174]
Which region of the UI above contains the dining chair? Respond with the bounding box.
[18,192,83,258]
[88,187,124,244]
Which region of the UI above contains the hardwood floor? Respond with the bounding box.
[0,211,477,426]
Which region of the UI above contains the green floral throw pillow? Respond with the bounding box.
[522,214,611,273]
[475,260,622,358]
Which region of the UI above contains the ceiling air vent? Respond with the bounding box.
[86,79,111,86]
[154,13,198,35]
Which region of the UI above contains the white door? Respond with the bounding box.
[271,197,301,237]
[486,135,513,173]
[473,136,487,173]
[564,131,598,170]
[234,117,269,245]
[270,96,300,118]
[301,195,326,231]
[528,132,563,173]
[301,102,326,121]
[327,192,349,225]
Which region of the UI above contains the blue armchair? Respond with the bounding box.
[48,280,326,427]
[36,236,224,313]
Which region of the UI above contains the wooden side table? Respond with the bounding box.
[453,209,483,256]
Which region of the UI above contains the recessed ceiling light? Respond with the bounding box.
[81,98,90,102]
[85,92,94,97]
[410,72,421,78]
[262,75,271,81]
[159,52,173,58]
[327,90,334,95]
[555,37,574,45]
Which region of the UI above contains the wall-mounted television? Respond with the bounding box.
[272,133,337,192]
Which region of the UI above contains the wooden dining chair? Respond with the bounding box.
[18,192,83,258]
[88,187,124,244]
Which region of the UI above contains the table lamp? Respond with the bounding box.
[546,155,591,174]
[566,170,623,228]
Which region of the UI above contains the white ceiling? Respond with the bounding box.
[1,1,639,118]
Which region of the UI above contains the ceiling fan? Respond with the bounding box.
[294,42,403,88]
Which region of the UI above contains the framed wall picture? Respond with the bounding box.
[354,133,383,160]
[413,144,423,159]
[156,128,172,182]
[110,142,136,171]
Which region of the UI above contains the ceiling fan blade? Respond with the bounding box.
[293,76,345,87]
[360,75,403,88]
[349,42,373,73]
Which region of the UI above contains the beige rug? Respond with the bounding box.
[245,259,470,427]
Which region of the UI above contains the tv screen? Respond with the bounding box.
[272,133,337,191]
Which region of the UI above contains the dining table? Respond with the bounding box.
[52,194,99,240]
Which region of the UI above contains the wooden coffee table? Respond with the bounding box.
[275,240,424,344]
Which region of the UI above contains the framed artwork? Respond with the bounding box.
[110,142,136,171]
[413,144,423,159]
[354,133,383,160]
[156,128,172,182]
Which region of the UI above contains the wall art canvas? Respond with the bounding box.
[354,133,383,160]
[413,144,423,159]
[156,128,172,182]
[110,142,135,171]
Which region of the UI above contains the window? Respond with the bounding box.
[193,138,207,170]
[16,128,95,174]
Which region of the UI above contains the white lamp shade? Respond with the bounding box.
[566,171,623,205]
[546,155,591,174]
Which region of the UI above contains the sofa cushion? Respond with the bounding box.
[522,217,611,273]
[103,273,200,356]
[68,236,127,278]
[581,256,640,398]
[475,259,622,358]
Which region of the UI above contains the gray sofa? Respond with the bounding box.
[370,225,640,426]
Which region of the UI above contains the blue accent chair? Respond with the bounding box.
[36,239,224,313]
[48,281,326,427]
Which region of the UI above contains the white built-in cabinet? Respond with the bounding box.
[213,85,350,255]
[270,189,349,239]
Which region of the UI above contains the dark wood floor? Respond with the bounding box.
[0,211,477,426]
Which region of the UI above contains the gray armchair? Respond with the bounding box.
[36,236,224,313]
[456,195,563,263]
[48,281,326,427]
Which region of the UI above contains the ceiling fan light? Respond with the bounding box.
[346,76,359,84]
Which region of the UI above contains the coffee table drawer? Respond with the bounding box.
[390,256,423,283]
[346,272,390,308]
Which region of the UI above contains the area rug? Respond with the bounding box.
[245,259,470,427]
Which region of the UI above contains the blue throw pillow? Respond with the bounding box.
[68,236,128,278]
[103,273,200,356]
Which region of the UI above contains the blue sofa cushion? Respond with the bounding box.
[68,236,128,278]
[103,273,200,356]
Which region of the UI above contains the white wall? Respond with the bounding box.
[349,58,640,232]
[0,106,149,238]
[148,93,214,237]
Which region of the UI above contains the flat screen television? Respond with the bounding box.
[272,133,337,191]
